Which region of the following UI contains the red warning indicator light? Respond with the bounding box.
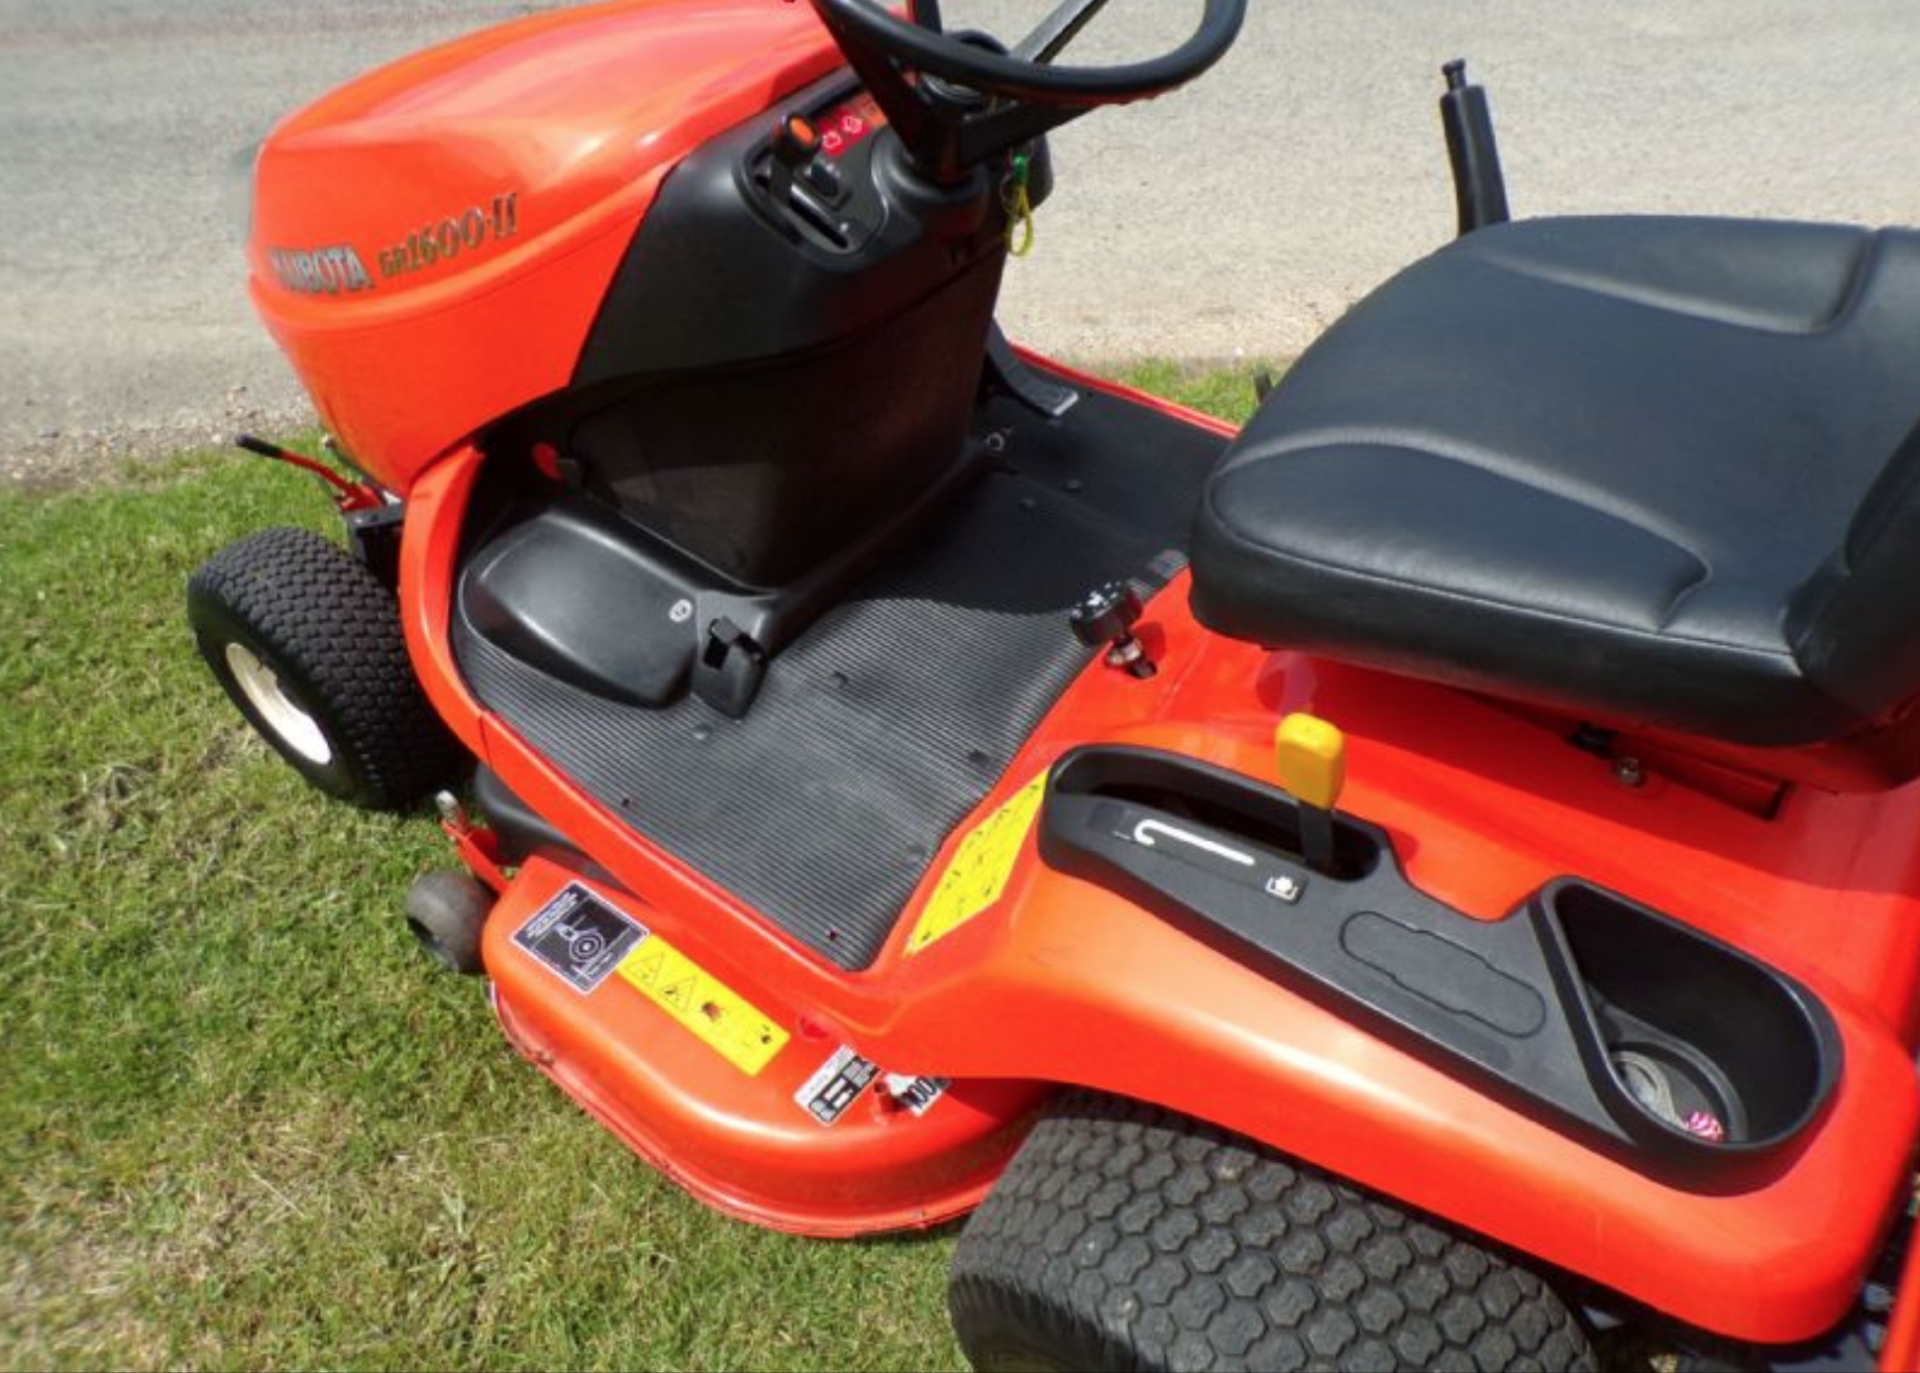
[817,92,886,157]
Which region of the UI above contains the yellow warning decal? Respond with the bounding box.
[907,773,1049,955]
[617,935,790,1077]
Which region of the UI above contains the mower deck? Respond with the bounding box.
[452,378,1226,968]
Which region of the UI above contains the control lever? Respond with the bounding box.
[770,111,823,209]
[1439,59,1510,236]
[1275,713,1347,875]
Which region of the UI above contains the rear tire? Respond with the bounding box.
[950,1091,1596,1373]
[188,527,465,809]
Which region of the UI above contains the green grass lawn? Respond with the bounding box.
[0,364,1268,1372]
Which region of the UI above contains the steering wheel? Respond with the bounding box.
[806,0,1248,181]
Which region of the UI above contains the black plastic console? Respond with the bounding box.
[465,69,1041,717]
[1039,747,1842,1183]
[560,71,1018,590]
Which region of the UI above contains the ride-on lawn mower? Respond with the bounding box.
[187,0,1920,1366]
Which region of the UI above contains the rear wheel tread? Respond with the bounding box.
[950,1091,1596,1372]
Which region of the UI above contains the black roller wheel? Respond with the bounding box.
[188,526,465,809]
[950,1091,1596,1372]
[404,869,493,975]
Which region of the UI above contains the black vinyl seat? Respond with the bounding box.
[1190,216,1920,788]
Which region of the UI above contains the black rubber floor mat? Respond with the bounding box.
[453,380,1228,969]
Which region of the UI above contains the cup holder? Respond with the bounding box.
[1535,880,1841,1163]
[1610,1044,1741,1143]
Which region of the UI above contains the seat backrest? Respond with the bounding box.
[1790,417,1920,728]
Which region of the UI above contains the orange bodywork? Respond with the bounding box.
[400,362,1920,1348]
[1885,1239,1920,1370]
[248,0,845,489]
[249,1,1920,1357]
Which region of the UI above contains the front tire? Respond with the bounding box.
[950,1092,1596,1373]
[404,869,493,975]
[188,526,465,809]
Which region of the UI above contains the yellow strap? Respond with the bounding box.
[1006,183,1036,257]
[1004,155,1036,258]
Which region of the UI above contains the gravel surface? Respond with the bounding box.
[3,0,1917,486]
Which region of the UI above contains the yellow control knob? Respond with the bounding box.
[1277,713,1347,876]
[1275,713,1347,812]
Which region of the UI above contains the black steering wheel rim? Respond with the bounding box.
[808,0,1248,108]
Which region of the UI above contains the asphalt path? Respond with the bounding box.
[2,1,1917,483]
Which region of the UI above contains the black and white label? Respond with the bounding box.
[795,1045,881,1127]
[882,1073,951,1117]
[511,883,647,994]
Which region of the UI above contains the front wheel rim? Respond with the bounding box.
[225,641,334,765]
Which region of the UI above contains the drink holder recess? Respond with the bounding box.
[1037,747,1843,1184]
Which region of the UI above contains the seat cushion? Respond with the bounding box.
[1190,216,1920,752]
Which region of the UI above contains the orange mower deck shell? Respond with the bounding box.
[400,363,1920,1350]
[482,860,1053,1236]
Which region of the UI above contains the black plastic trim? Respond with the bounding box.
[345,503,406,591]
[573,71,1002,387]
[1038,746,1843,1185]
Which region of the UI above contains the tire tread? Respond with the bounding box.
[951,1092,1596,1373]
[188,526,463,808]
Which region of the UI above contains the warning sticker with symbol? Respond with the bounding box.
[617,934,790,1077]
[512,883,646,994]
[794,1045,882,1127]
[905,772,1049,956]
